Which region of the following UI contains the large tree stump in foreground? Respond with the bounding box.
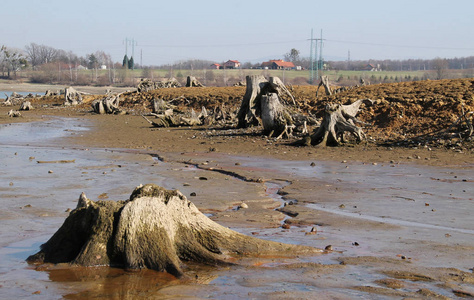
[310,99,373,146]
[237,75,295,129]
[27,184,322,277]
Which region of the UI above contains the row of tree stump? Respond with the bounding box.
[237,75,372,146]
[135,74,372,146]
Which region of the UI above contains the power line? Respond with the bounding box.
[326,39,474,51]
[139,40,307,48]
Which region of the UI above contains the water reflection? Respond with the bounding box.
[45,267,180,299]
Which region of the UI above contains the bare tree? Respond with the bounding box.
[284,48,300,63]
[432,57,449,80]
[25,43,59,68]
[24,43,40,69]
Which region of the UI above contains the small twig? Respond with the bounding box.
[37,160,75,164]
[141,114,154,125]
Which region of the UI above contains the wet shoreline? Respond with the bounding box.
[1,118,473,299]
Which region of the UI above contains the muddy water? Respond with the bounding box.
[0,119,473,299]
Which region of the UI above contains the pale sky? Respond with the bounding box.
[1,0,473,65]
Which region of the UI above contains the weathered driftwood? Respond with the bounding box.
[186,76,204,87]
[36,159,76,164]
[91,92,125,115]
[309,99,373,146]
[3,92,25,106]
[142,114,176,127]
[152,99,176,114]
[26,184,322,277]
[237,75,295,129]
[316,75,332,97]
[143,106,211,127]
[19,101,33,111]
[157,77,181,88]
[45,90,59,97]
[8,109,21,117]
[2,95,12,106]
[138,78,181,92]
[137,78,156,92]
[64,87,85,106]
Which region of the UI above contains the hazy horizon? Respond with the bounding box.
[2,0,473,65]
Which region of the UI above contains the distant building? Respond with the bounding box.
[363,63,381,71]
[224,60,241,69]
[100,65,107,70]
[261,59,295,70]
[210,63,221,69]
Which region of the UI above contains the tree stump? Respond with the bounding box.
[45,90,59,97]
[7,109,21,117]
[316,75,332,97]
[186,76,204,87]
[237,75,266,128]
[237,75,295,129]
[137,78,156,92]
[27,184,322,277]
[309,99,373,146]
[158,77,181,88]
[64,87,84,106]
[261,93,293,137]
[91,93,124,114]
[19,101,33,111]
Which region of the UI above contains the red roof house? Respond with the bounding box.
[224,60,241,69]
[261,59,295,70]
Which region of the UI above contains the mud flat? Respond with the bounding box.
[0,117,473,299]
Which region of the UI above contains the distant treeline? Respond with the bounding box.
[328,56,474,72]
[154,56,474,72]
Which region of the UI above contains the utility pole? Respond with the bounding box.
[347,49,351,70]
[308,29,325,84]
[124,38,129,56]
[131,39,136,63]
